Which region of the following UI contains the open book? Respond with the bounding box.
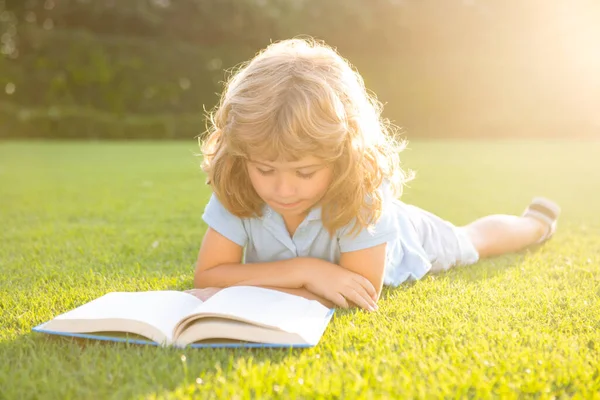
[32,286,334,348]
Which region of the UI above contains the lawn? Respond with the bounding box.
[1,140,599,399]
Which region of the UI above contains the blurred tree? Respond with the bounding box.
[1,0,598,139]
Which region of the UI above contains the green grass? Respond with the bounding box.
[1,140,599,399]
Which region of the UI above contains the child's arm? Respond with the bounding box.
[194,228,378,310]
[334,199,398,304]
[194,228,306,289]
[338,243,387,300]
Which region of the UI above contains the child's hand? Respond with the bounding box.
[184,287,221,301]
[302,259,378,311]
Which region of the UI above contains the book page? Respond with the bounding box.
[191,286,332,344]
[53,291,202,343]
[175,318,304,347]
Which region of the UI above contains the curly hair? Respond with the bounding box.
[200,37,413,235]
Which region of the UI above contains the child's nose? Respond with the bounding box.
[274,176,296,197]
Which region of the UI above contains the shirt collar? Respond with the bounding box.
[306,206,322,221]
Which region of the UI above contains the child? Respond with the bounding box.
[186,38,560,311]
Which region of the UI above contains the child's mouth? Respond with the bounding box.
[273,200,303,209]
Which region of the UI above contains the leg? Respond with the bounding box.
[463,197,560,259]
[463,215,546,258]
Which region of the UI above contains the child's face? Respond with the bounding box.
[246,156,333,217]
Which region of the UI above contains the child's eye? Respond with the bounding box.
[257,168,274,176]
[297,171,315,179]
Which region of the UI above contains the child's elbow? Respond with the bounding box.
[193,272,204,289]
[193,274,204,289]
[193,262,211,288]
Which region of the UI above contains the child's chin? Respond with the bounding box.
[272,200,303,210]
[273,202,311,215]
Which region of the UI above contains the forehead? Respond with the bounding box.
[248,155,325,169]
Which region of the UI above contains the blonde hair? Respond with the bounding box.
[200,37,413,235]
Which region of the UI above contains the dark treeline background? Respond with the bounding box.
[1,0,599,139]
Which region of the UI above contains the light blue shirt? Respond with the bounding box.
[202,192,434,286]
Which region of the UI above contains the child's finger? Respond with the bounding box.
[330,293,350,309]
[352,275,377,301]
[352,282,378,310]
[345,287,377,312]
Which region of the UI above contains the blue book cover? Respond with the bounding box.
[31,287,335,349]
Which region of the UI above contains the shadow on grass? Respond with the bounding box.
[376,247,542,303]
[442,253,527,282]
[1,330,311,398]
